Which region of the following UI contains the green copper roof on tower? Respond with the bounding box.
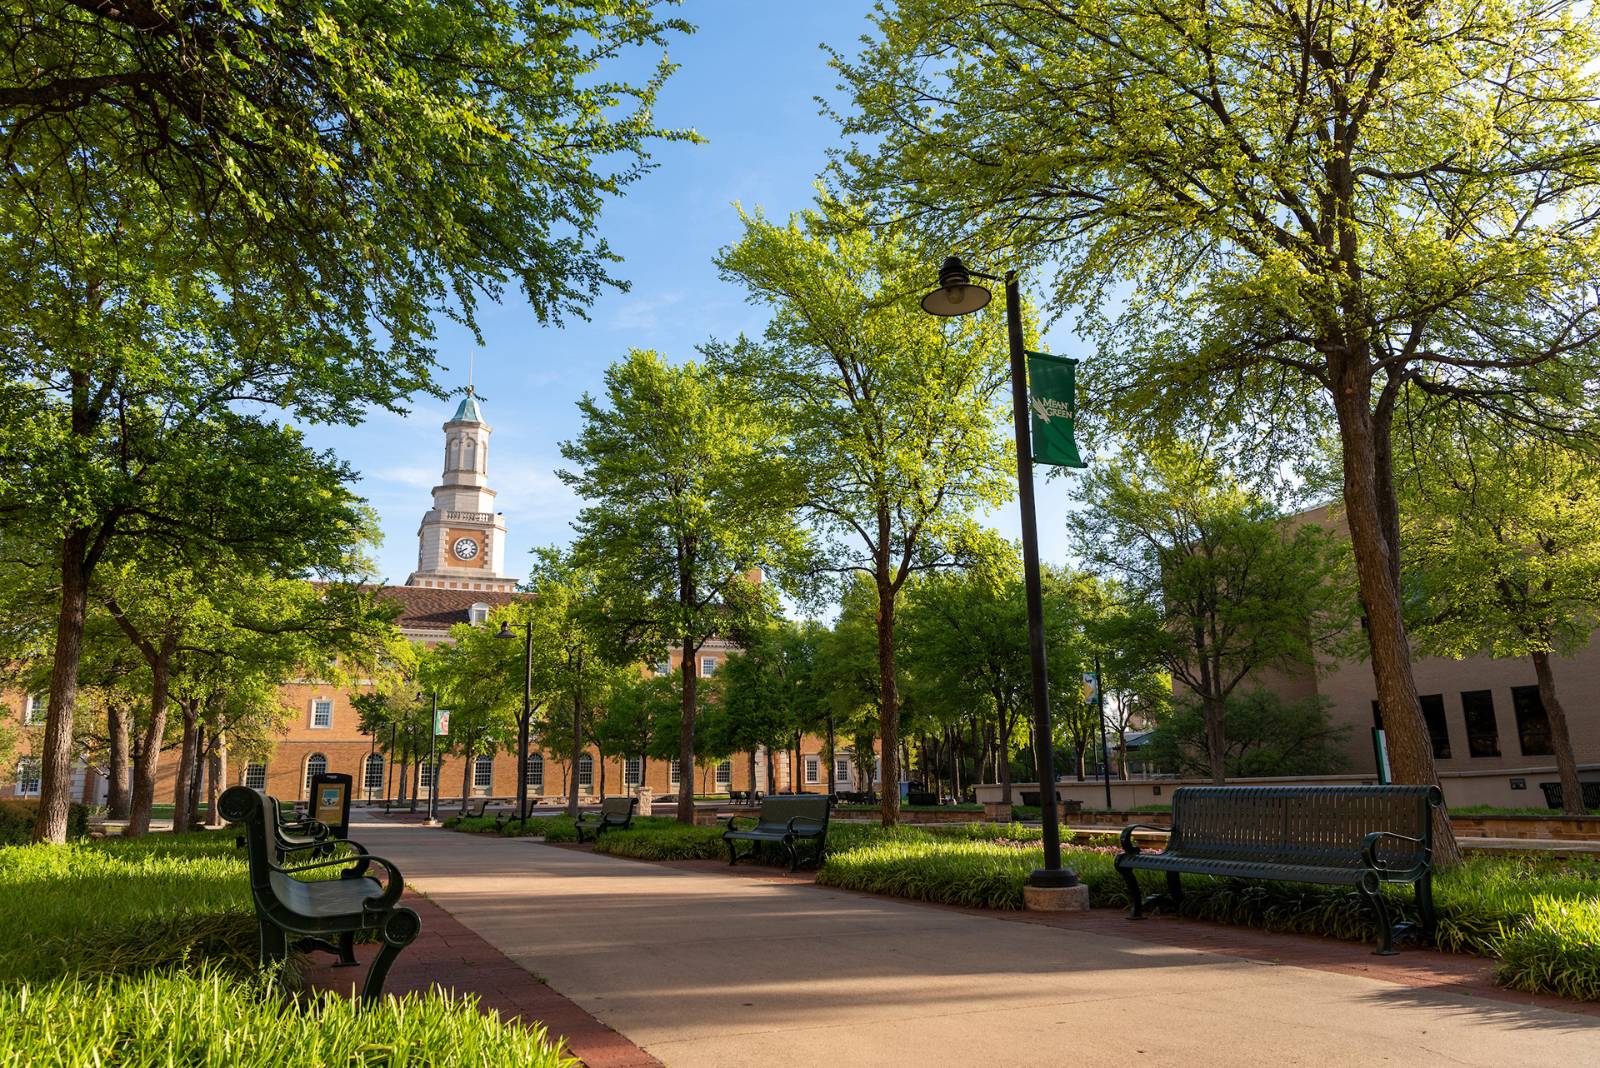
[451,390,484,424]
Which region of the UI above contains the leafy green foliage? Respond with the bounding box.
[1142,692,1351,779]
[591,825,727,861]
[0,967,577,1068]
[1496,897,1600,1002]
[0,800,88,846]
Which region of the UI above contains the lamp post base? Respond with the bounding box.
[1027,866,1080,889]
[1024,882,1090,912]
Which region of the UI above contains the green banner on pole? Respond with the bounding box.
[1026,351,1087,468]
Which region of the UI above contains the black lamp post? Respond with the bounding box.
[422,691,440,824]
[497,618,535,820]
[922,256,1078,890]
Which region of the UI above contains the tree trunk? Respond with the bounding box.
[676,639,698,824]
[825,712,836,795]
[106,700,131,819]
[1533,651,1585,816]
[874,566,901,827]
[171,698,198,835]
[206,733,226,827]
[410,754,420,811]
[765,747,776,794]
[33,530,92,843]
[748,749,758,793]
[1201,693,1227,785]
[569,692,584,819]
[127,650,173,837]
[599,751,607,798]
[187,723,207,829]
[1330,357,1459,864]
[461,746,473,814]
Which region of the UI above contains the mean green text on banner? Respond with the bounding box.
[1026,351,1086,468]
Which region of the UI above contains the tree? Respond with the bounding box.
[1144,692,1351,779]
[1396,412,1600,814]
[714,620,825,794]
[2,1,694,844]
[562,351,804,823]
[713,195,1017,825]
[434,621,521,814]
[835,0,1600,858]
[1071,446,1343,784]
[592,673,677,797]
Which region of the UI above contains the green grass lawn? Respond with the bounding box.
[0,830,578,1065]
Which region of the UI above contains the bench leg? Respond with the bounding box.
[785,838,798,874]
[335,930,359,968]
[1164,870,1184,910]
[1414,874,1436,945]
[260,919,289,965]
[1360,879,1398,956]
[361,907,422,1006]
[1117,862,1145,918]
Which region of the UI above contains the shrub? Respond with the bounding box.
[0,967,577,1068]
[1496,897,1600,1002]
[818,838,1045,909]
[0,799,90,846]
[592,825,725,861]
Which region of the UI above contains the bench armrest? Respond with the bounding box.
[787,816,825,834]
[1119,823,1169,855]
[724,814,757,831]
[273,852,405,911]
[1361,830,1427,874]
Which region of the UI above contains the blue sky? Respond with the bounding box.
[298,2,1087,599]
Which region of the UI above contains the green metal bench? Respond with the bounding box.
[1116,784,1441,955]
[575,796,637,842]
[221,786,420,1003]
[723,794,831,872]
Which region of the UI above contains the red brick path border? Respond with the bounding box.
[301,889,661,1068]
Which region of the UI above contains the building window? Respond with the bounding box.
[469,602,490,625]
[669,759,681,786]
[835,757,851,783]
[625,757,642,787]
[1511,685,1554,756]
[244,763,267,791]
[14,759,40,797]
[654,660,670,677]
[526,753,543,788]
[715,760,732,788]
[311,699,333,728]
[22,694,44,726]
[363,754,385,792]
[701,656,717,677]
[1460,690,1501,758]
[805,756,820,784]
[578,754,593,790]
[419,759,437,789]
[1419,694,1452,760]
[305,753,328,791]
[474,754,495,791]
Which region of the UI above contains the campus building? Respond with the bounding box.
[4,390,860,810]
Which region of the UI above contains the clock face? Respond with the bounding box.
[452,537,480,562]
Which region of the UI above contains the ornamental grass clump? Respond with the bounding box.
[1495,896,1600,1002]
[817,838,1046,909]
[591,825,725,861]
[0,967,578,1068]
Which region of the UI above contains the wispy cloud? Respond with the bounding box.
[606,290,687,333]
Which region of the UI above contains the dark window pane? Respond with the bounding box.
[1511,685,1554,756]
[1461,690,1501,757]
[1420,694,1451,760]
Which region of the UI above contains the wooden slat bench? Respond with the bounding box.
[575,796,637,843]
[723,794,831,872]
[221,786,420,1003]
[1115,784,1441,955]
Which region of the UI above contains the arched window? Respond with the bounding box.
[577,753,594,790]
[464,437,476,471]
[525,753,543,789]
[244,763,267,791]
[715,760,732,789]
[474,754,494,792]
[469,602,491,625]
[305,754,327,793]
[363,753,385,793]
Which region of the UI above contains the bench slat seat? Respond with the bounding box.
[723,794,831,872]
[1116,785,1439,955]
[222,786,419,1004]
[575,796,637,842]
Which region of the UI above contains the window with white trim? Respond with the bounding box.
[419,760,437,788]
[311,698,333,728]
[469,602,491,625]
[624,757,641,787]
[804,756,820,784]
[363,753,385,792]
[22,694,44,726]
[835,757,851,783]
[669,759,681,786]
[526,753,543,788]
[874,758,882,782]
[305,753,327,790]
[244,763,267,791]
[14,758,40,797]
[474,754,494,791]
[578,754,593,790]
[654,660,670,677]
[714,760,732,788]
[700,656,717,677]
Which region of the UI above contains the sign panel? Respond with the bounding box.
[308,772,353,839]
[434,708,451,737]
[1027,351,1087,469]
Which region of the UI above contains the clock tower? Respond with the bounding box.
[405,390,516,593]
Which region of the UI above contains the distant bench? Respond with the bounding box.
[1539,781,1600,811]
[723,794,831,873]
[1116,785,1440,955]
[575,796,637,843]
[222,786,420,1003]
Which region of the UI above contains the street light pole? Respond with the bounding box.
[499,618,535,821]
[923,258,1077,890]
[427,691,439,824]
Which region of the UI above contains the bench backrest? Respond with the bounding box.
[754,794,831,833]
[220,786,280,895]
[1169,785,1439,871]
[600,796,636,821]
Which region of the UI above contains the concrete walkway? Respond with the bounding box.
[351,819,1600,1068]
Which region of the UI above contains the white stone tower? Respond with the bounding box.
[405,390,515,592]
